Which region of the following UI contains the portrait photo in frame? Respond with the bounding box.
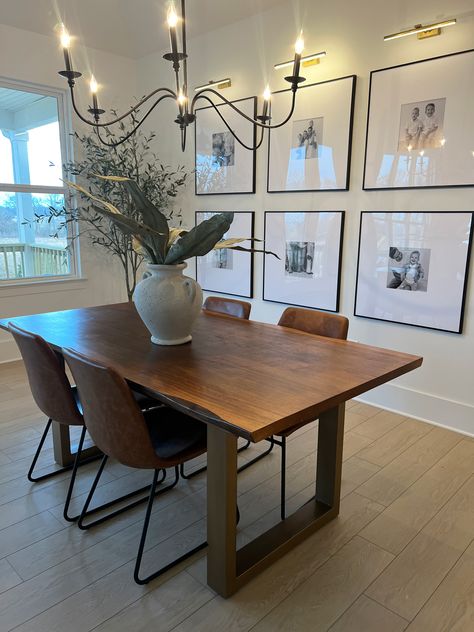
[195,211,254,298]
[363,49,474,190]
[195,97,256,195]
[263,211,345,311]
[354,211,473,333]
[267,75,356,193]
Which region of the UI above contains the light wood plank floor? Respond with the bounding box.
[0,359,473,631]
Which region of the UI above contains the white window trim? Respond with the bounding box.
[0,75,82,285]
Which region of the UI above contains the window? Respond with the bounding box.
[0,80,76,282]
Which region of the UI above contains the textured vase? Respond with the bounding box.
[133,263,203,345]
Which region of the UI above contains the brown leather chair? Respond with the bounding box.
[276,307,349,519]
[203,296,251,320]
[63,347,208,585]
[8,322,162,523]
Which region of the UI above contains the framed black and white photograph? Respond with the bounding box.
[267,75,356,193]
[263,211,345,311]
[195,211,254,298]
[354,212,473,333]
[363,49,474,190]
[195,96,256,195]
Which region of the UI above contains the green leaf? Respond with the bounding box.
[165,213,234,264]
[92,175,170,260]
[123,179,170,260]
[89,204,164,247]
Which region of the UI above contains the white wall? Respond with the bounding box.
[137,0,474,434]
[0,23,137,361]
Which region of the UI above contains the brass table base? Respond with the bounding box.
[207,403,345,597]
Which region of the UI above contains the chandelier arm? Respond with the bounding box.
[93,94,176,147]
[69,85,177,128]
[195,95,266,151]
[191,88,297,130]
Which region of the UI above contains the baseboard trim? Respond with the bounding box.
[0,339,20,364]
[356,382,474,438]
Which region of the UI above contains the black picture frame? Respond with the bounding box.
[195,210,255,298]
[267,75,357,193]
[194,96,257,196]
[363,49,474,191]
[354,211,474,333]
[263,210,345,312]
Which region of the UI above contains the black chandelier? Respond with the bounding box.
[57,0,306,150]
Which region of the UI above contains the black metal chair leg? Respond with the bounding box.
[63,425,88,522]
[28,419,101,483]
[77,458,170,531]
[280,436,287,521]
[134,467,208,585]
[179,438,252,480]
[237,436,276,473]
[27,418,53,482]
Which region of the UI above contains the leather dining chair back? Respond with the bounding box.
[63,348,160,470]
[8,322,91,520]
[63,346,209,585]
[8,323,83,427]
[278,307,349,340]
[203,296,251,320]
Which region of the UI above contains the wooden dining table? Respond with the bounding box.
[0,302,422,597]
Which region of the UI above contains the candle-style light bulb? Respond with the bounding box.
[294,33,305,55]
[59,24,73,73]
[167,4,179,63]
[292,31,304,86]
[262,85,271,118]
[60,25,71,49]
[89,75,100,115]
[177,90,187,117]
[167,6,179,28]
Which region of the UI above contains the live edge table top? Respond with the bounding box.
[0,302,423,442]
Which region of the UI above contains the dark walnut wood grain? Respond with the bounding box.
[0,303,423,442]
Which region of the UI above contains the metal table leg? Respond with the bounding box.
[206,403,345,597]
[51,420,100,466]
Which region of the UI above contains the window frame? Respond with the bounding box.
[0,75,81,285]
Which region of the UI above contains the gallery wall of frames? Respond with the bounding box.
[194,48,474,335]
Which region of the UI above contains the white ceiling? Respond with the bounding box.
[0,0,287,59]
[0,88,46,113]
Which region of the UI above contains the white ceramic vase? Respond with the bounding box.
[133,263,203,345]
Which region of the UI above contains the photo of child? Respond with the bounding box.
[386,246,431,292]
[397,98,446,152]
[212,131,235,168]
[292,117,323,160]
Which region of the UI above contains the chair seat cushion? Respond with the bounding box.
[131,390,163,410]
[144,407,207,461]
